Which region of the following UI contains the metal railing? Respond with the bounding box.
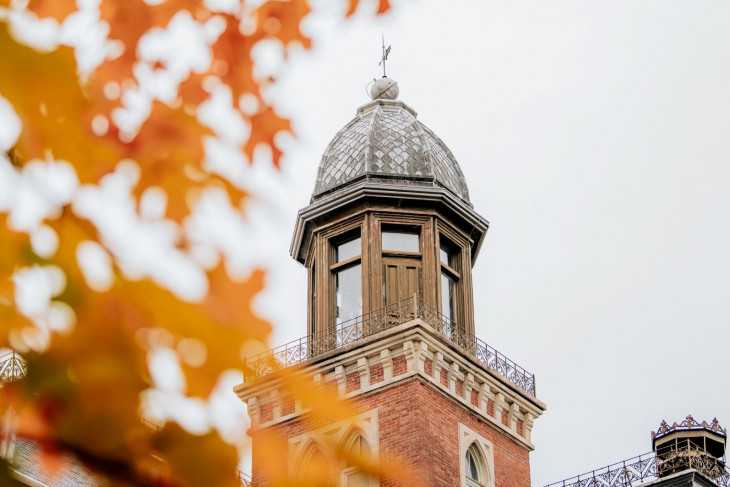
[237,470,252,487]
[544,444,730,487]
[0,351,27,382]
[243,296,536,397]
[653,415,726,439]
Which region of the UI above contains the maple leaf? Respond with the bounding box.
[209,16,265,103]
[26,0,78,22]
[0,218,40,350]
[95,0,198,91]
[347,0,391,16]
[0,23,123,181]
[0,0,395,482]
[151,424,239,487]
[243,104,291,168]
[256,0,312,49]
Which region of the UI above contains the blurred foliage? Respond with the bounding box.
[0,0,389,485]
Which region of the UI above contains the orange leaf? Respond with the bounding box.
[256,0,312,49]
[346,0,390,16]
[151,424,239,487]
[124,101,247,221]
[27,0,77,22]
[210,16,264,102]
[0,23,123,181]
[244,104,291,168]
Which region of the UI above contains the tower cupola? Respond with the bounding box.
[653,415,727,479]
[291,79,489,339]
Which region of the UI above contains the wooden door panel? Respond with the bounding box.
[383,258,422,307]
[384,262,399,307]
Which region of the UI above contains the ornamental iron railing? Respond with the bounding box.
[544,444,730,487]
[653,415,727,439]
[242,296,536,397]
[237,470,252,487]
[0,351,27,382]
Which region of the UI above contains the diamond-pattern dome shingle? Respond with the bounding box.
[313,98,470,203]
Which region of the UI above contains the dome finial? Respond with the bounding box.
[369,77,399,100]
[369,35,398,100]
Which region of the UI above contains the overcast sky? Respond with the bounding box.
[250,0,730,484]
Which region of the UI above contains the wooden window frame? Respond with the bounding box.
[329,229,364,329]
[378,221,426,307]
[436,220,469,330]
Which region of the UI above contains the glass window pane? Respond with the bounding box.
[466,449,479,480]
[441,272,456,322]
[336,237,361,263]
[336,264,362,324]
[440,241,457,267]
[382,230,419,252]
[440,246,450,266]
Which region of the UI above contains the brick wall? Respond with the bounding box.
[250,376,531,487]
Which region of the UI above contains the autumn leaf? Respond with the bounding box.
[243,104,291,168]
[256,0,312,49]
[0,218,39,350]
[151,424,239,487]
[0,0,394,483]
[96,0,198,90]
[26,0,77,22]
[347,0,391,16]
[209,16,265,102]
[0,23,123,180]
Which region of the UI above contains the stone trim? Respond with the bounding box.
[288,409,379,484]
[458,423,496,487]
[235,318,544,450]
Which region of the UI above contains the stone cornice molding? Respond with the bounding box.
[235,318,545,451]
[290,181,489,265]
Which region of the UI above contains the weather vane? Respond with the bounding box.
[378,34,391,78]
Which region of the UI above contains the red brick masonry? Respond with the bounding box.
[251,376,531,487]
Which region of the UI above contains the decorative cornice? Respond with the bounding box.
[234,317,545,450]
[290,181,489,265]
[652,415,726,440]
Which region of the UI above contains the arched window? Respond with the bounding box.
[465,443,485,487]
[299,443,333,486]
[341,433,375,487]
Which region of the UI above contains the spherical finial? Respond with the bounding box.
[369,77,399,100]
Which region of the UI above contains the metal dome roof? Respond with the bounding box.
[312,84,470,203]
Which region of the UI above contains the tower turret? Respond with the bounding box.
[291,78,487,342]
[653,415,727,480]
[237,75,544,487]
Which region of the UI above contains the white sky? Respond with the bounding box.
[257,0,730,484]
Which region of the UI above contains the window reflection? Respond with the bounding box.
[440,241,456,267]
[465,443,484,487]
[336,264,362,325]
[337,237,361,262]
[333,235,363,346]
[382,230,419,252]
[439,238,459,332]
[441,272,456,323]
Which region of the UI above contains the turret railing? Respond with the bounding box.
[0,351,27,382]
[544,444,730,487]
[237,470,252,487]
[242,296,536,397]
